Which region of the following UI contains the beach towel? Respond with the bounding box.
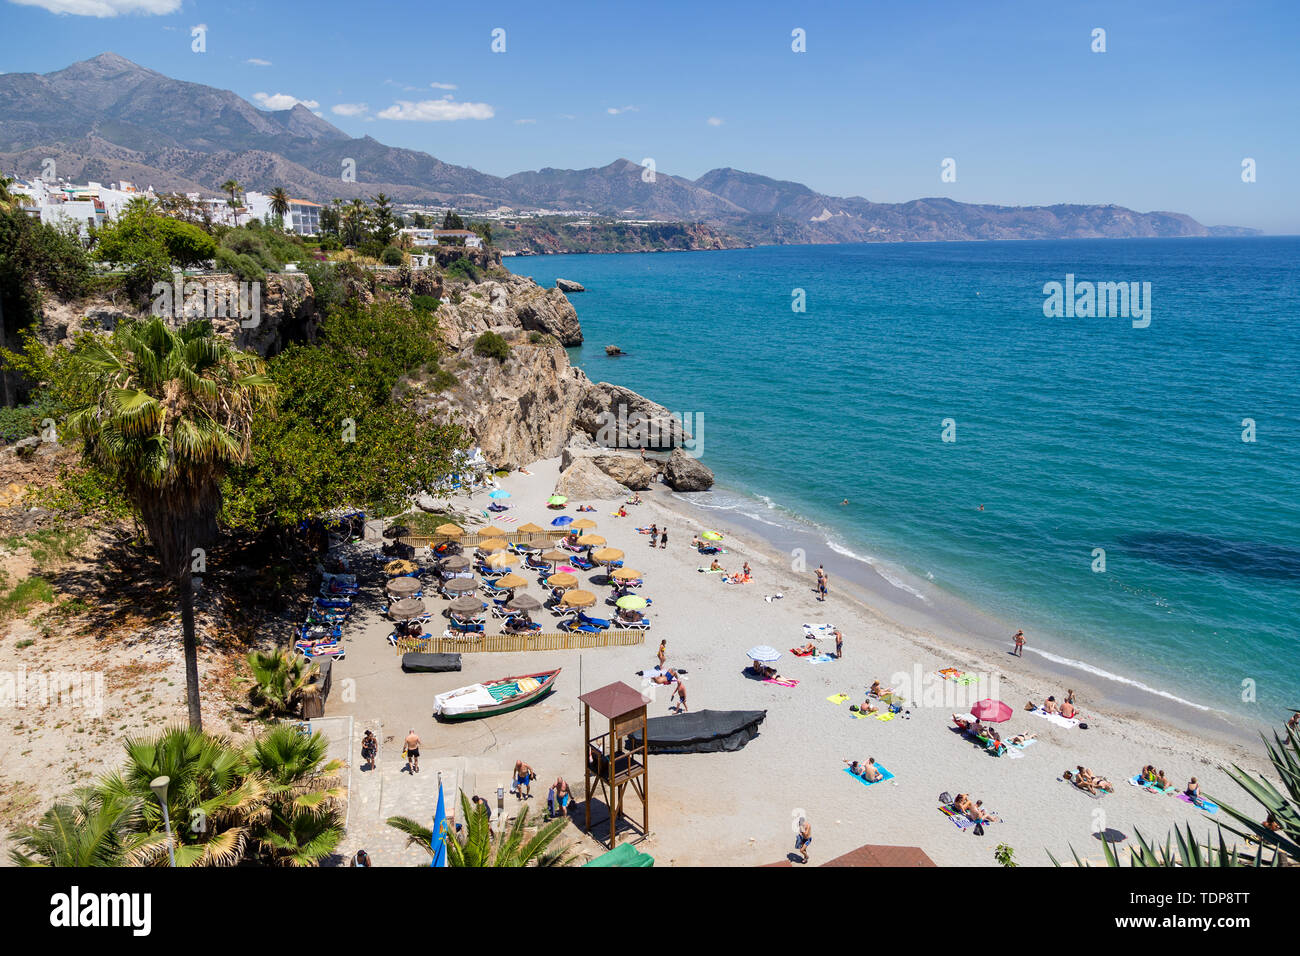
[1128,775,1178,795]
[789,647,815,657]
[764,678,799,688]
[802,623,837,640]
[937,668,963,680]
[939,806,976,830]
[843,765,894,787]
[1032,707,1081,728]
[827,693,849,705]
[697,568,724,574]
[808,654,835,664]
[1060,777,1106,799]
[1176,794,1219,813]
[955,674,979,686]
[872,712,896,722]
[1005,738,1037,759]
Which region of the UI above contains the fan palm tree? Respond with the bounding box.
[245,725,345,866]
[221,179,243,226]
[97,725,266,867]
[269,187,290,225]
[246,649,322,718]
[8,788,164,867]
[62,319,275,729]
[387,790,577,867]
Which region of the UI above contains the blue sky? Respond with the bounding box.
[2,0,1297,232]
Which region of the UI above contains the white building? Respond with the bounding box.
[398,227,483,249]
[9,178,156,238]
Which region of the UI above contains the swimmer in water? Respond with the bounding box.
[840,499,849,506]
[978,504,984,511]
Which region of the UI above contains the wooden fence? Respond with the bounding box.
[394,629,646,655]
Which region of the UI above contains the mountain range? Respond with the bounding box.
[0,53,1257,245]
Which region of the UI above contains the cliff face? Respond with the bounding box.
[437,273,582,347]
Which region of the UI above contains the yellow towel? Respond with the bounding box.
[517,678,541,694]
[827,693,849,704]
[873,712,895,722]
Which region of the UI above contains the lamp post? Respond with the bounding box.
[150,776,175,867]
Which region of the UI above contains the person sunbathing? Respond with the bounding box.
[859,700,879,713]
[869,680,893,697]
[953,793,972,814]
[709,558,724,572]
[1009,732,1037,745]
[1059,699,1077,719]
[952,713,973,731]
[1140,764,1157,783]
[1186,777,1202,804]
[1043,696,1059,715]
[1063,770,1100,795]
[1156,769,1171,790]
[648,669,680,685]
[793,642,817,655]
[1077,766,1114,792]
[752,661,781,680]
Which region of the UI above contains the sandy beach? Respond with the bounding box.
[327,456,1274,867]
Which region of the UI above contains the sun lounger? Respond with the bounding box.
[843,765,894,787]
[559,619,603,634]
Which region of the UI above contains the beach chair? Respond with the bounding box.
[559,618,603,634]
[314,596,353,611]
[447,616,485,634]
[503,614,542,633]
[615,615,651,631]
[577,611,611,629]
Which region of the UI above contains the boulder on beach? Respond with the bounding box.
[593,453,657,490]
[556,278,585,293]
[554,456,628,500]
[663,447,714,492]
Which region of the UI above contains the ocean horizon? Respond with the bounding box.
[509,237,1300,730]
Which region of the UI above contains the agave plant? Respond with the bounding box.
[8,788,164,867]
[247,649,322,718]
[96,725,265,867]
[387,791,578,867]
[1049,824,1281,868]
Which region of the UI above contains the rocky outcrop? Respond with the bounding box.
[605,345,624,356]
[593,454,657,490]
[663,448,714,491]
[574,382,690,449]
[554,457,627,501]
[555,278,585,293]
[437,273,582,348]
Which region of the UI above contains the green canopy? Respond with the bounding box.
[582,843,654,867]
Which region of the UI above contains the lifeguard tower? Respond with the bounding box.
[579,681,650,848]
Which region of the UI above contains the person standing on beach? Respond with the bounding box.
[795,817,813,863]
[657,640,667,669]
[671,679,687,713]
[660,527,668,549]
[1012,629,1025,657]
[403,729,422,774]
[834,628,844,659]
[815,565,828,601]
[361,729,378,772]
[649,523,658,547]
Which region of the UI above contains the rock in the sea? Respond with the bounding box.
[662,448,714,491]
[440,273,583,347]
[593,454,657,491]
[556,278,585,293]
[604,345,624,356]
[554,457,628,501]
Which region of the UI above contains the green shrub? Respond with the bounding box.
[444,257,480,283]
[215,247,265,283]
[410,294,439,314]
[0,399,59,442]
[473,331,510,363]
[380,246,404,266]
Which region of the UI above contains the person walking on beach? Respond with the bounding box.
[671,679,688,713]
[795,817,813,863]
[1012,629,1025,657]
[403,729,422,774]
[660,526,668,549]
[512,760,535,799]
[361,729,378,772]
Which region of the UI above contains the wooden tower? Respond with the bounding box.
[580,681,650,848]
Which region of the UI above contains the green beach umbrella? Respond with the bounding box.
[615,595,647,610]
[702,531,723,541]
[548,495,568,505]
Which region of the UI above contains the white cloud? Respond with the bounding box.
[378,98,494,122]
[331,102,370,117]
[606,105,638,115]
[9,0,180,15]
[246,58,272,67]
[707,116,724,126]
[429,82,457,90]
[253,91,320,111]
[514,118,536,125]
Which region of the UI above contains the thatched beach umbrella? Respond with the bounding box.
[435,523,464,538]
[577,533,606,547]
[389,597,425,620]
[611,567,642,582]
[386,576,421,598]
[561,589,597,609]
[480,525,508,538]
[478,538,509,553]
[591,547,624,564]
[484,552,514,569]
[449,594,486,615]
[506,593,542,612]
[496,572,528,590]
[440,554,471,571]
[540,549,569,565]
[384,559,418,575]
[571,518,598,530]
[517,522,546,534]
[442,577,480,594]
[546,572,578,590]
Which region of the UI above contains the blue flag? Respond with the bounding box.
[430,778,448,868]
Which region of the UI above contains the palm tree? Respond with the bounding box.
[269,187,290,226]
[245,725,345,866]
[8,789,163,867]
[221,179,243,226]
[387,791,578,867]
[62,319,275,729]
[247,649,322,718]
[97,725,266,867]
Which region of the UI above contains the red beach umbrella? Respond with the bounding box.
[970,699,1012,723]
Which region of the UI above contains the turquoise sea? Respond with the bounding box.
[508,239,1300,729]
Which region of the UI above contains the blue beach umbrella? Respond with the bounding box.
[489,489,511,499]
[551,515,573,526]
[430,777,449,868]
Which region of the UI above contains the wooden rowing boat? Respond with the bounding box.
[434,668,560,720]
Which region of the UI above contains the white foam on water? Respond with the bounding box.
[826,540,930,603]
[1026,647,1215,713]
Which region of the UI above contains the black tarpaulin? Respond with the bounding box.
[401,653,463,673]
[627,709,766,754]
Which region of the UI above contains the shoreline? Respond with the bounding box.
[650,480,1267,754]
